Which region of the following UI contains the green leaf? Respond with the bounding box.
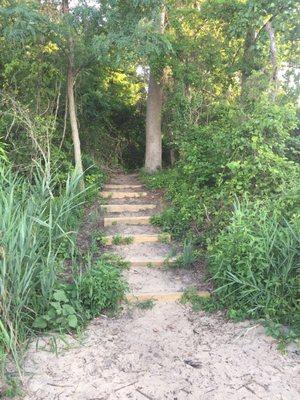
[67,314,78,328]
[62,304,76,315]
[50,301,62,315]
[33,316,47,329]
[53,289,69,303]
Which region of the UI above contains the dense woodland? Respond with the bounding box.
[0,0,299,391]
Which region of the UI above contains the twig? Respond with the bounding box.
[136,388,155,400]
[233,324,261,342]
[115,381,138,392]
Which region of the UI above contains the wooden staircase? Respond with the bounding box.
[101,177,210,303]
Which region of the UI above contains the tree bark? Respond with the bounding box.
[145,71,163,172]
[62,0,84,185]
[241,29,256,95]
[144,9,165,173]
[67,61,84,178]
[265,21,278,100]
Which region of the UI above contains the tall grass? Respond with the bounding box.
[0,162,85,370]
[209,199,300,327]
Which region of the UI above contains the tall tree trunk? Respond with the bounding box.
[241,29,256,96]
[62,0,84,185]
[145,72,163,172]
[144,9,165,173]
[67,60,84,178]
[265,21,278,100]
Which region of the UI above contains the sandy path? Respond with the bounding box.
[22,174,300,399]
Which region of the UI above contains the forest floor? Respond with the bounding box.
[22,174,299,400]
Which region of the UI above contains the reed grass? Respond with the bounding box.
[0,162,85,370]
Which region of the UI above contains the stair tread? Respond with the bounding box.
[102,191,148,199]
[104,215,151,226]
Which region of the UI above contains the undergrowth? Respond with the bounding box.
[0,162,127,389]
[140,98,300,341]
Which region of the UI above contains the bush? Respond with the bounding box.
[209,199,300,327]
[77,257,128,318]
[143,98,300,240]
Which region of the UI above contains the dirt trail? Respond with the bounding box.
[23,174,299,400]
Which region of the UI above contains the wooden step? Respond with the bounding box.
[126,257,176,267]
[104,184,143,190]
[126,291,210,302]
[104,216,151,226]
[101,204,156,213]
[103,234,171,245]
[102,191,148,199]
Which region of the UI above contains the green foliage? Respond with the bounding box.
[33,289,78,331]
[173,239,199,269]
[135,299,155,310]
[181,288,219,313]
[77,258,127,318]
[209,199,299,327]
[112,234,133,245]
[0,163,85,367]
[144,98,300,239]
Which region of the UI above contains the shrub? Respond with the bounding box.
[77,258,127,318]
[143,99,300,241]
[209,199,300,327]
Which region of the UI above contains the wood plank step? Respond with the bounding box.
[104,184,143,189]
[126,291,210,302]
[126,257,176,267]
[102,191,148,199]
[101,204,156,213]
[104,216,151,226]
[103,234,171,245]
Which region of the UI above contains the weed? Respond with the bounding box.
[100,253,130,269]
[33,289,79,332]
[123,236,133,244]
[172,239,198,268]
[146,262,154,268]
[181,287,217,313]
[264,321,300,352]
[158,233,171,244]
[0,376,22,398]
[77,258,128,318]
[136,299,155,309]
[112,234,123,245]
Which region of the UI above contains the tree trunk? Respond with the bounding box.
[144,9,165,173]
[67,62,84,178]
[241,29,256,95]
[145,71,163,172]
[265,21,278,100]
[62,0,84,186]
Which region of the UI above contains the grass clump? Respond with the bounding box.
[173,239,199,268]
[181,288,218,313]
[136,299,155,310]
[112,234,133,245]
[209,199,300,328]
